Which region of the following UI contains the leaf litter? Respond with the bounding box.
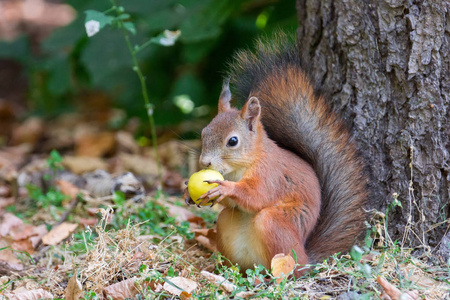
[0,110,449,299]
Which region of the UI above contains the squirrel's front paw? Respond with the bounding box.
[199,180,234,206]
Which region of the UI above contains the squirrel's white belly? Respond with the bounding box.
[217,207,268,270]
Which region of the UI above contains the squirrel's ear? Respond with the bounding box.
[241,96,261,132]
[218,78,231,113]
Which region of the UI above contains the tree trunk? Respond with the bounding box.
[296,0,450,250]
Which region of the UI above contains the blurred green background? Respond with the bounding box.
[0,0,297,135]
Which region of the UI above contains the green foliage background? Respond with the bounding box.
[0,0,297,128]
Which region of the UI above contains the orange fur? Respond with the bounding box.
[191,37,367,277]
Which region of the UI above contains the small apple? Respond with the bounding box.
[187,169,224,206]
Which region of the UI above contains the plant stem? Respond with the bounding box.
[110,0,163,190]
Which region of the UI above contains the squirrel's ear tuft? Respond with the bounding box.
[218,77,232,113]
[241,96,261,132]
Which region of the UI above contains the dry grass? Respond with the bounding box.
[1,196,449,299]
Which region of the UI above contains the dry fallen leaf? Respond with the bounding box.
[163,277,198,296]
[116,153,159,177]
[62,156,108,175]
[163,202,197,222]
[192,228,217,252]
[271,253,295,284]
[42,222,78,246]
[28,224,48,248]
[116,131,139,154]
[0,197,15,210]
[79,218,97,227]
[11,238,34,254]
[65,274,83,300]
[75,131,115,157]
[235,291,257,298]
[0,185,11,197]
[0,213,23,237]
[11,117,45,147]
[103,277,140,300]
[180,291,192,300]
[55,180,80,199]
[0,239,23,270]
[200,271,235,293]
[10,223,36,241]
[4,288,53,300]
[0,214,47,255]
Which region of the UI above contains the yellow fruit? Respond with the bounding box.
[188,169,224,206]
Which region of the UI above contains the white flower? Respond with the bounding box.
[85,20,100,37]
[159,30,181,46]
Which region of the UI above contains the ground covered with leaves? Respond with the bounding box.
[0,1,449,298]
[0,110,448,300]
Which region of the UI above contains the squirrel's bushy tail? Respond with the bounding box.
[228,33,367,262]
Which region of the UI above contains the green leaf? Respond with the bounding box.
[123,22,136,35]
[117,14,131,20]
[0,35,31,63]
[42,16,85,53]
[139,264,148,273]
[47,149,63,167]
[349,245,364,262]
[113,191,126,206]
[360,263,372,278]
[46,55,71,96]
[179,0,241,43]
[84,10,114,37]
[80,30,133,85]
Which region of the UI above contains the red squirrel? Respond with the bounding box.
[185,37,367,276]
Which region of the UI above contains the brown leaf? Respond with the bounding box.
[115,153,159,177]
[0,197,15,210]
[192,228,217,252]
[0,213,23,237]
[103,277,140,300]
[235,291,256,298]
[361,253,378,263]
[271,253,295,284]
[163,171,184,190]
[180,291,192,299]
[0,238,23,270]
[55,180,80,199]
[0,215,47,253]
[42,222,78,245]
[4,288,53,300]
[29,224,48,248]
[65,274,83,300]
[0,185,11,197]
[79,218,97,227]
[163,202,197,223]
[75,131,115,157]
[163,277,198,296]
[62,156,108,175]
[10,224,36,241]
[116,131,139,154]
[11,238,34,254]
[11,117,45,147]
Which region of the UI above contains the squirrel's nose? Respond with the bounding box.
[200,156,211,168]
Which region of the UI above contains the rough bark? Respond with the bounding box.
[296,0,450,249]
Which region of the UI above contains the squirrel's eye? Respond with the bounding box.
[227,136,239,147]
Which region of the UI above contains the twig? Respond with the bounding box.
[55,195,81,226]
